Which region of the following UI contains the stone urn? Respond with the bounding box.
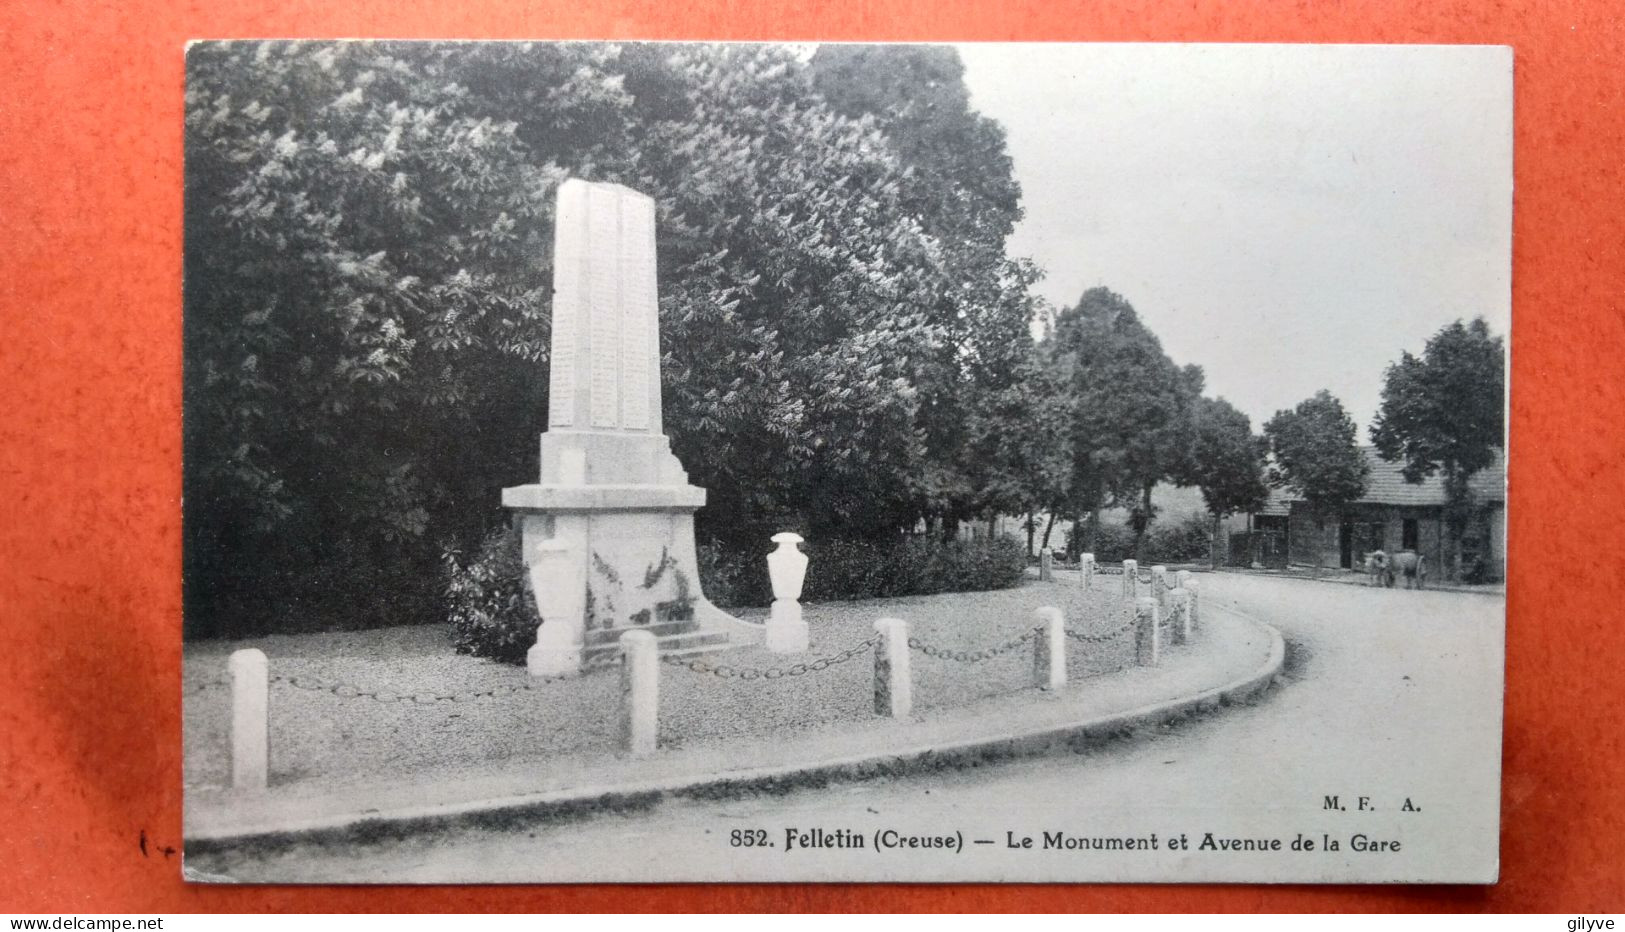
[765,532,809,654]
[767,532,808,601]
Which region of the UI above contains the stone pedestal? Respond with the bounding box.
[766,599,809,653]
[1079,553,1095,590]
[506,180,758,677]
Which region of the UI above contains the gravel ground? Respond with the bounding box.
[183,576,1135,791]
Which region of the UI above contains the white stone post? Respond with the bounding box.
[1039,549,1054,582]
[765,532,810,654]
[1080,553,1095,590]
[1032,606,1066,692]
[1175,569,1193,592]
[1186,578,1201,631]
[229,648,269,792]
[1151,564,1169,604]
[619,629,658,756]
[1168,588,1192,645]
[1123,559,1139,599]
[873,617,912,719]
[1134,597,1161,667]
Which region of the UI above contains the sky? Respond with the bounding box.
[953,43,1512,440]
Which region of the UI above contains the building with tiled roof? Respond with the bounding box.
[1240,447,1505,580]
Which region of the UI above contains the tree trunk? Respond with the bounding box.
[1132,483,1155,562]
[1314,515,1325,570]
[1041,513,1057,553]
[1442,464,1472,583]
[1210,512,1223,570]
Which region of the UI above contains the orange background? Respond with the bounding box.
[2,0,1621,913]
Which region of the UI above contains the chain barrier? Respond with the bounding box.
[661,636,880,680]
[185,678,230,694]
[1063,620,1135,644]
[241,655,620,707]
[907,625,1042,664]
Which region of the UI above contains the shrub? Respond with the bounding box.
[695,538,773,609]
[1067,522,1137,564]
[1065,514,1212,564]
[698,535,1027,608]
[444,525,540,665]
[1142,513,1214,564]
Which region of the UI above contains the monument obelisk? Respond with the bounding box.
[504,179,758,676]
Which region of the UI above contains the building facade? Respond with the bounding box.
[1240,448,1505,581]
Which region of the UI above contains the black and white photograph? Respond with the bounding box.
[180,40,1511,884]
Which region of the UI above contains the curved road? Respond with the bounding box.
[199,574,1504,884]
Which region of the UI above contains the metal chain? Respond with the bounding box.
[263,655,618,706]
[184,678,230,694]
[1065,620,1135,644]
[660,635,881,680]
[907,625,1042,664]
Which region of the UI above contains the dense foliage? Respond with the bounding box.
[1066,514,1212,565]
[810,47,1049,537]
[1264,390,1370,540]
[1182,396,1271,566]
[445,526,541,665]
[1044,287,1208,559]
[184,42,1039,636]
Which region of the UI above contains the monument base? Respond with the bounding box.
[504,481,762,676]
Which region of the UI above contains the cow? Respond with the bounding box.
[1391,549,1427,589]
[1364,550,1394,588]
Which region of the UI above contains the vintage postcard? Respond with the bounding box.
[180,41,1510,884]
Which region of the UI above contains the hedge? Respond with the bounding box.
[699,535,1028,608]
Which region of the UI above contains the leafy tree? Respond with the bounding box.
[1181,396,1269,567]
[621,44,949,545]
[1263,390,1369,565]
[185,41,590,636]
[809,45,1039,537]
[1049,287,1201,559]
[960,338,1075,552]
[1370,317,1505,579]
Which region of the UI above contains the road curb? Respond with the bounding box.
[185,612,1285,860]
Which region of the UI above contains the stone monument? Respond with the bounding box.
[504,179,761,676]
